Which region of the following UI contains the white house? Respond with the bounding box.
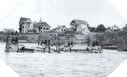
[110,25,120,31]
[53,25,67,33]
[19,17,31,33]
[19,18,51,33]
[33,19,51,33]
[70,19,90,34]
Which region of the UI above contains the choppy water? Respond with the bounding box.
[0,43,127,77]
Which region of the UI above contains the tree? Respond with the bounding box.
[19,25,22,33]
[89,27,97,32]
[96,24,106,32]
[38,26,41,33]
[34,29,37,33]
[123,24,127,31]
[15,31,18,34]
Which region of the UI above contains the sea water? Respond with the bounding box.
[0,43,127,77]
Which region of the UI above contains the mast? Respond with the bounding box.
[5,33,11,52]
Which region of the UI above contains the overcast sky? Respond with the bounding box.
[0,0,127,31]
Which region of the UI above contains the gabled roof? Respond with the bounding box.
[110,25,120,30]
[33,21,50,28]
[70,19,88,25]
[123,24,127,30]
[38,22,50,26]
[19,17,31,24]
[57,25,66,28]
[53,25,67,31]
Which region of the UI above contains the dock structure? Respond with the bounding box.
[4,32,103,53]
[117,37,127,51]
[5,33,19,52]
[38,33,56,53]
[117,31,127,51]
[5,33,11,52]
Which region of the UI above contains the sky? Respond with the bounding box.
[0,0,127,31]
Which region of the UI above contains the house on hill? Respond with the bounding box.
[70,19,90,34]
[19,17,32,33]
[53,25,67,33]
[107,25,120,32]
[123,24,127,31]
[33,19,51,33]
[19,17,51,33]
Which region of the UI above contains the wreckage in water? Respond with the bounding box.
[5,33,103,53]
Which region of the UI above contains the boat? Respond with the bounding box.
[86,46,103,53]
[4,33,44,53]
[17,45,34,53]
[59,44,103,53]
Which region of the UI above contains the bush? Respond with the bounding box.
[96,24,106,32]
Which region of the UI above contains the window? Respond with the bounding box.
[74,28,77,31]
[75,25,78,27]
[71,21,75,25]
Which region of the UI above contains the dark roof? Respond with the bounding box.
[70,19,88,25]
[19,17,31,24]
[34,21,50,28]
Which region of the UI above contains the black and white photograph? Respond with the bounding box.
[0,0,127,77]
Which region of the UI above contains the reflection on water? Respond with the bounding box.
[0,43,127,77]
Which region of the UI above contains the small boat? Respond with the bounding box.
[86,46,103,53]
[17,44,50,53]
[17,45,34,53]
[103,45,117,50]
[60,45,103,53]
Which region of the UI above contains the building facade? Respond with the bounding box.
[19,17,31,33]
[33,19,51,33]
[123,24,127,31]
[19,18,51,33]
[53,25,67,33]
[110,25,120,32]
[70,19,90,34]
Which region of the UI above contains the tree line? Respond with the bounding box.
[88,24,107,32]
[88,24,127,32]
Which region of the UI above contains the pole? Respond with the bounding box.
[56,34,60,53]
